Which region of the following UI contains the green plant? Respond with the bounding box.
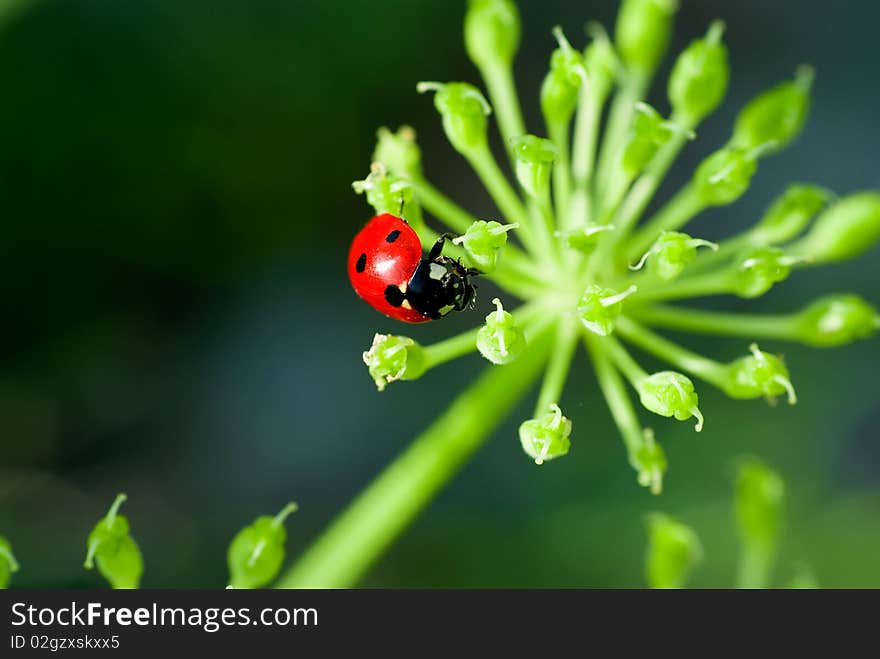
[277,0,879,588]
[645,457,816,589]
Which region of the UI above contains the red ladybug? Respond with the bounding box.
[347,213,478,323]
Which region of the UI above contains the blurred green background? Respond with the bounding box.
[1,0,878,588]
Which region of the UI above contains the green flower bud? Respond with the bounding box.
[723,343,797,404]
[633,428,667,494]
[638,371,704,431]
[84,494,143,589]
[512,134,557,199]
[789,192,880,264]
[0,536,20,589]
[519,403,572,465]
[793,294,880,347]
[735,458,784,556]
[732,66,813,154]
[228,502,298,589]
[352,162,418,220]
[577,284,639,336]
[750,183,831,245]
[668,21,729,124]
[417,81,491,155]
[477,298,527,364]
[373,126,422,178]
[452,220,518,272]
[620,103,677,176]
[693,145,769,207]
[541,27,587,125]
[363,334,427,392]
[464,0,521,70]
[583,23,619,99]
[630,230,718,280]
[730,246,801,298]
[556,224,616,253]
[615,0,679,73]
[645,513,702,589]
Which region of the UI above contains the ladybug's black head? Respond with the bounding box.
[405,254,479,320]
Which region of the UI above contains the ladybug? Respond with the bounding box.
[347,213,478,323]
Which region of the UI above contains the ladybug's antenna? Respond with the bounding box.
[397,194,405,218]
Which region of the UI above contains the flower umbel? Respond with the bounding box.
[280,0,879,588]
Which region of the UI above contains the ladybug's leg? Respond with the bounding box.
[429,233,455,261]
[397,194,406,218]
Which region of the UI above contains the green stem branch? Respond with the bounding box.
[630,305,798,341]
[615,316,728,387]
[277,328,552,588]
[534,317,578,414]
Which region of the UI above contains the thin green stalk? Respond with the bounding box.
[547,118,572,228]
[423,302,543,369]
[602,334,648,385]
[584,334,646,472]
[737,545,773,589]
[595,71,648,194]
[277,327,553,588]
[615,316,728,387]
[466,145,543,260]
[534,317,578,414]
[480,61,526,163]
[630,269,731,305]
[625,184,704,262]
[569,87,605,230]
[587,121,694,278]
[410,174,536,271]
[630,305,798,340]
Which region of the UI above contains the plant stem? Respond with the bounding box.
[584,334,646,473]
[595,71,648,194]
[587,118,694,278]
[276,328,552,588]
[630,305,798,340]
[568,87,605,230]
[615,316,728,387]
[737,545,773,589]
[479,61,526,163]
[547,117,572,227]
[534,317,578,414]
[630,269,732,305]
[466,145,542,258]
[410,174,536,272]
[625,184,704,262]
[602,334,648,385]
[423,302,543,369]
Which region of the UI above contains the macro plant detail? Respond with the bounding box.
[646,457,814,589]
[0,495,301,590]
[290,0,880,588]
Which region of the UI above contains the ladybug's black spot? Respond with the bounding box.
[385,230,401,243]
[384,285,405,307]
[355,253,367,273]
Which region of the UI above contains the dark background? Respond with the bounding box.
[0,0,878,588]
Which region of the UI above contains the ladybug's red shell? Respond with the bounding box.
[347,213,429,323]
